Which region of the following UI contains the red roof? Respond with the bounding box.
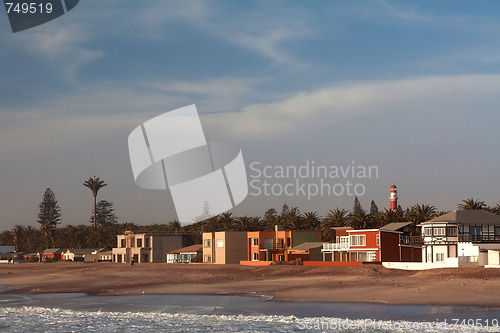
[166,244,202,254]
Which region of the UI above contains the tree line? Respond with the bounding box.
[1,176,499,255]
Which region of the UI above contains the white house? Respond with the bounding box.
[419,210,500,266]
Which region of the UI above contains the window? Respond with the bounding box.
[251,238,259,246]
[446,227,457,236]
[252,252,259,261]
[145,237,150,248]
[204,255,211,263]
[350,235,366,246]
[204,239,211,247]
[117,254,122,263]
[434,228,446,236]
[495,226,500,236]
[217,240,224,248]
[120,239,126,248]
[287,238,291,247]
[376,234,380,246]
[367,252,377,262]
[401,235,410,244]
[137,239,142,248]
[423,228,432,236]
[436,253,445,262]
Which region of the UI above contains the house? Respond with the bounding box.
[63,249,99,262]
[42,248,66,261]
[419,210,500,266]
[322,227,352,261]
[321,222,421,262]
[288,242,324,261]
[85,250,113,262]
[247,225,322,262]
[112,231,193,263]
[0,245,15,263]
[202,231,247,264]
[166,244,202,263]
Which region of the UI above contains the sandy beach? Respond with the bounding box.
[1,262,499,307]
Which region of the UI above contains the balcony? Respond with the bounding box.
[322,242,349,251]
[458,235,500,243]
[260,243,285,250]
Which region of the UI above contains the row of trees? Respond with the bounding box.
[2,185,498,255]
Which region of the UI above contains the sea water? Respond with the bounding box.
[0,293,499,332]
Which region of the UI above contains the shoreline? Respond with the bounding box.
[1,262,499,308]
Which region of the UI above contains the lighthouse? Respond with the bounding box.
[390,185,398,211]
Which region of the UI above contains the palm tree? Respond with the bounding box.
[11,225,23,254]
[348,209,371,229]
[303,212,321,230]
[321,208,349,241]
[167,220,183,233]
[378,208,402,226]
[83,176,108,228]
[458,198,486,210]
[234,216,252,231]
[282,207,304,230]
[411,204,437,223]
[218,212,235,230]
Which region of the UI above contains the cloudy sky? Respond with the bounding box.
[1,1,500,228]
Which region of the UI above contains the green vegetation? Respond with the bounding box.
[0,184,499,255]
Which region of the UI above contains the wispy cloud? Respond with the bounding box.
[203,75,500,141]
[136,1,312,66]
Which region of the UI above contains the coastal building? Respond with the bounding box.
[63,249,100,262]
[42,248,66,261]
[202,231,247,264]
[85,250,113,262]
[321,222,421,262]
[247,226,322,262]
[419,210,500,266]
[166,244,202,263]
[112,231,192,263]
[288,242,324,261]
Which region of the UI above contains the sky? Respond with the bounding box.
[1,0,500,229]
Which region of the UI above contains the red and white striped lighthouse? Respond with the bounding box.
[390,184,398,211]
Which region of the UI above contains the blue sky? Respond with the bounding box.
[1,1,500,228]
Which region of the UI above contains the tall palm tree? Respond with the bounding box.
[458,198,486,210]
[411,204,437,223]
[321,208,349,241]
[11,225,23,254]
[167,220,183,233]
[303,212,321,230]
[83,176,108,228]
[348,209,371,229]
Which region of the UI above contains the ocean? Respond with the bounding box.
[0,293,499,332]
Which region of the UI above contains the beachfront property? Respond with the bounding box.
[321,222,421,262]
[0,245,15,263]
[42,248,66,261]
[247,225,322,262]
[85,250,113,262]
[63,248,101,262]
[112,231,192,263]
[419,210,500,266]
[202,231,247,264]
[166,244,202,263]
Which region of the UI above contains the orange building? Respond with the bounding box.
[247,225,321,262]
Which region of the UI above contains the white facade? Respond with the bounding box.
[420,210,500,266]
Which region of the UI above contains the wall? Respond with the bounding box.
[383,261,458,270]
[380,231,400,262]
[292,231,321,247]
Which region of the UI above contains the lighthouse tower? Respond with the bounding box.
[390,185,398,211]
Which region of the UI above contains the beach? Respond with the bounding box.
[0,262,499,307]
